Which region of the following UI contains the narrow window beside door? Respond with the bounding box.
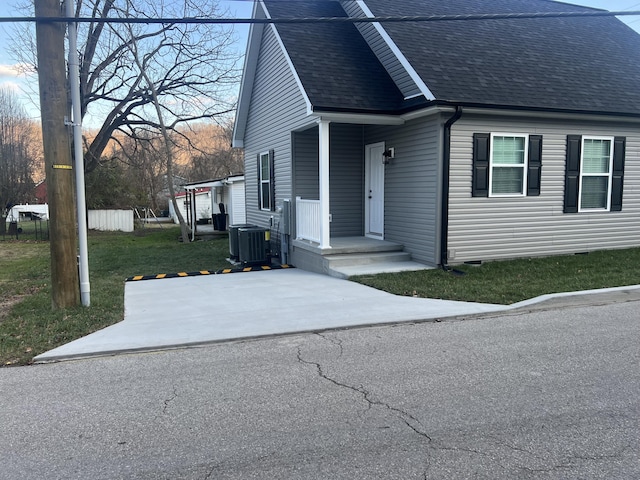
[257,150,275,211]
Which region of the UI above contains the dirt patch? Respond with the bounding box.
[0,242,48,261]
[0,285,42,323]
[0,295,24,322]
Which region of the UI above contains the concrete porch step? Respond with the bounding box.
[325,238,405,255]
[325,251,432,279]
[292,236,432,278]
[328,260,432,279]
[325,250,412,267]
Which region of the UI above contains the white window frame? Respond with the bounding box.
[488,133,528,197]
[578,136,614,212]
[259,152,271,211]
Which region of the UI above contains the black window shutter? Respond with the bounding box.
[564,135,581,213]
[256,153,261,209]
[527,135,543,196]
[269,149,276,211]
[472,133,490,197]
[611,137,625,212]
[257,154,262,209]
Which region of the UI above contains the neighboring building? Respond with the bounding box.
[220,174,247,226]
[233,0,640,276]
[168,187,214,225]
[33,181,47,204]
[6,204,49,222]
[171,175,246,229]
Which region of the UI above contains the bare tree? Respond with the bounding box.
[0,88,38,216]
[113,11,192,241]
[115,132,169,211]
[183,121,243,182]
[11,0,241,173]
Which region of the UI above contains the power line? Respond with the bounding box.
[0,10,639,25]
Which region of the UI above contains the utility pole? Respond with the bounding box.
[35,0,80,308]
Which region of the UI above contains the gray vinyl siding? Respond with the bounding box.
[329,124,365,237]
[448,114,640,263]
[364,115,443,265]
[293,127,319,200]
[243,24,311,228]
[293,124,364,237]
[341,2,421,99]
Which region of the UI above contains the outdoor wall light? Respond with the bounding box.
[382,147,395,164]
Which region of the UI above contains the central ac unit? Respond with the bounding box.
[238,227,269,265]
[229,223,256,261]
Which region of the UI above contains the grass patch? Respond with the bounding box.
[0,227,231,366]
[351,248,640,305]
[4,231,640,366]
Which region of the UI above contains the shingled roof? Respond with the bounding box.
[264,0,640,116]
[263,0,406,113]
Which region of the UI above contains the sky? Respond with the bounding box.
[0,0,638,123]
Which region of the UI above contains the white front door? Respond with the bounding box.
[365,142,385,238]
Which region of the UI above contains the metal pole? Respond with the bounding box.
[66,0,90,306]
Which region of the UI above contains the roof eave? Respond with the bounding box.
[232,2,266,149]
[444,101,640,122]
[312,99,640,123]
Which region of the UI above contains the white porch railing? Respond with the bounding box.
[296,196,321,243]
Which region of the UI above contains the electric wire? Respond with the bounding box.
[0,10,639,25]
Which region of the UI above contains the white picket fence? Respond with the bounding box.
[295,197,321,243]
[88,209,134,232]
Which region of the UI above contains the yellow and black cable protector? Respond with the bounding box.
[125,264,293,282]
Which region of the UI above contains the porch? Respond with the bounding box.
[291,235,432,279]
[289,121,432,277]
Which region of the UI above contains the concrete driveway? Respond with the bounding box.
[34,268,640,363]
[34,268,505,362]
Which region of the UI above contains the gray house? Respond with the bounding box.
[232,0,640,277]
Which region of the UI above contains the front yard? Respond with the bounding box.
[2,226,639,366]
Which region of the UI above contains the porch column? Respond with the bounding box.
[318,119,331,249]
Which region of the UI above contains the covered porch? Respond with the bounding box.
[291,120,386,246]
[288,120,429,277]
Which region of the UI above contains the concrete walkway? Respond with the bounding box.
[34,268,640,362]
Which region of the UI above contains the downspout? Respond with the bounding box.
[440,106,463,270]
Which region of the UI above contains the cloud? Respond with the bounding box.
[0,80,21,91]
[0,63,34,78]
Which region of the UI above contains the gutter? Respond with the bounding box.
[440,106,463,269]
[311,100,640,122]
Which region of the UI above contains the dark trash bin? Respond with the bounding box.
[213,213,227,231]
[213,203,227,231]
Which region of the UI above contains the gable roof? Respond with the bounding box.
[364,0,640,115]
[263,0,407,113]
[235,0,640,140]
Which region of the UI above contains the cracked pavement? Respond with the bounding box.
[1,300,639,479]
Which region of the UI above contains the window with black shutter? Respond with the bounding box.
[472,133,542,197]
[563,135,625,213]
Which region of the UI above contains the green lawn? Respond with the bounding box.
[0,227,231,366]
[351,248,640,305]
[2,228,640,367]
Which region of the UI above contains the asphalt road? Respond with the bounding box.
[1,300,639,479]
